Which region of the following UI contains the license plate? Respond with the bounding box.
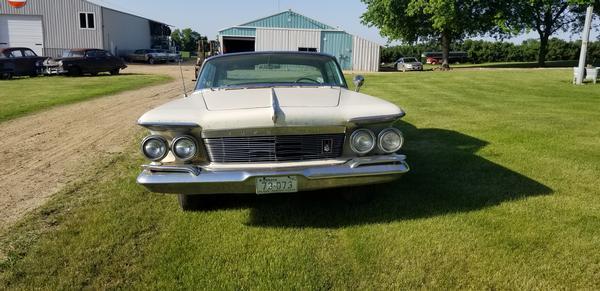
[256,176,298,194]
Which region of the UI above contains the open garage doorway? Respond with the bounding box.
[222,37,255,54]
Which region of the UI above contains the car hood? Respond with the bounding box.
[138,87,404,133]
[201,87,340,110]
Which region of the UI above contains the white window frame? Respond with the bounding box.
[78,12,96,30]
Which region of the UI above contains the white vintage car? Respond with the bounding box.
[137,52,409,210]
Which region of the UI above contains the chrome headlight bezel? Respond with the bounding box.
[141,135,169,161]
[378,128,404,153]
[350,129,376,155]
[171,135,198,162]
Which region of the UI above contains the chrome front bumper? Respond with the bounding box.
[137,155,409,195]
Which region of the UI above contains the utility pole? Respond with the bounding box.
[576,5,594,85]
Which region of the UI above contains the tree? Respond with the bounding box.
[171,28,203,52]
[504,1,599,66]
[361,0,504,69]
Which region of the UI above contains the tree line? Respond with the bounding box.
[381,38,600,65]
[361,0,600,68]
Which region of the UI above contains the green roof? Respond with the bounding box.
[220,10,338,33]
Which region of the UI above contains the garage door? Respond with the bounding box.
[0,15,44,56]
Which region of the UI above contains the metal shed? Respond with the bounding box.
[0,0,171,57]
[218,10,381,72]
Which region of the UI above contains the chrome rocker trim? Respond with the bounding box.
[137,155,409,195]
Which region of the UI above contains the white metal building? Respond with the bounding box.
[219,10,382,72]
[0,0,171,57]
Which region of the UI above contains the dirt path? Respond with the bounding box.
[0,64,196,228]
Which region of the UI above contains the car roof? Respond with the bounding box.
[205,51,337,62]
[0,47,34,52]
[68,48,102,52]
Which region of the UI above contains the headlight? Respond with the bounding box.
[378,128,404,153]
[171,136,198,161]
[350,129,376,154]
[141,135,169,161]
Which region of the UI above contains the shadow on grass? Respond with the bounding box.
[190,121,553,228]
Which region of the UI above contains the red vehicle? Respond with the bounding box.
[422,51,468,65]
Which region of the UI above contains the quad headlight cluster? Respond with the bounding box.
[141,135,198,162]
[350,128,404,155]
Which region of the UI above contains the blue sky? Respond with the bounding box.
[91,0,598,45]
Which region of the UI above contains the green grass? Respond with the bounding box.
[2,69,600,289]
[0,74,172,123]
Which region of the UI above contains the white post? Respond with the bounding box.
[576,5,594,85]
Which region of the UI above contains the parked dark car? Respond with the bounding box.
[0,47,47,80]
[45,49,127,76]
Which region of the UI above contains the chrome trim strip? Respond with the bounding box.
[347,154,406,168]
[349,113,406,124]
[201,126,347,138]
[142,164,201,176]
[138,122,200,131]
[271,87,280,124]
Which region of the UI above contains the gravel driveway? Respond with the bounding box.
[0,64,196,228]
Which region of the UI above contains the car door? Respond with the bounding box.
[82,50,99,73]
[94,50,111,72]
[133,50,145,61]
[21,48,40,75]
[7,49,27,75]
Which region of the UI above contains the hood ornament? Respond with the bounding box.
[271,88,280,124]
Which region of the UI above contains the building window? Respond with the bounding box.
[298,47,318,52]
[79,12,95,29]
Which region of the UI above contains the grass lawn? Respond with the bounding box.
[1,69,600,289]
[0,74,171,123]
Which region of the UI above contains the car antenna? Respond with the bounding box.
[178,59,188,97]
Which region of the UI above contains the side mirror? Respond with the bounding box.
[353,75,365,92]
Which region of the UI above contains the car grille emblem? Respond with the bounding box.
[322,139,332,153]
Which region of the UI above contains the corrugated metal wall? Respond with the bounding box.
[220,27,256,37]
[352,36,381,72]
[102,8,150,56]
[240,10,334,30]
[255,28,320,51]
[0,0,103,57]
[321,31,353,70]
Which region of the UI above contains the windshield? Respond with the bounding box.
[402,58,419,63]
[196,53,347,90]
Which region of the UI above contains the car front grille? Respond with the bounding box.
[204,134,345,163]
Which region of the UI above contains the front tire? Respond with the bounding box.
[148,57,155,65]
[178,194,197,211]
[341,186,375,204]
[110,68,120,75]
